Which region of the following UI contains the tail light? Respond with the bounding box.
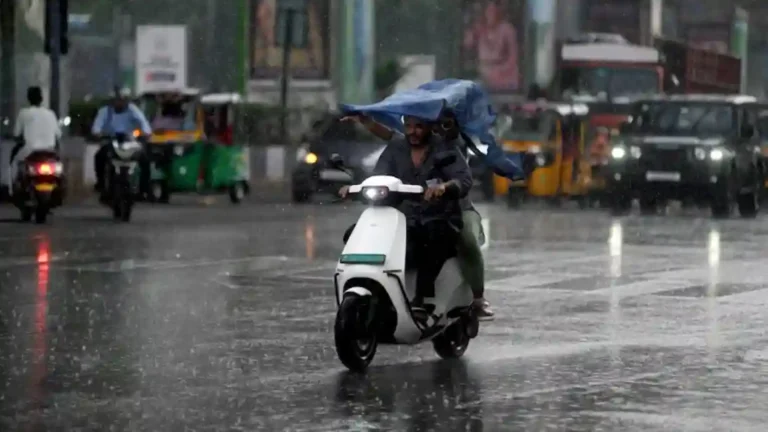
[29,161,63,176]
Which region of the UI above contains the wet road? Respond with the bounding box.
[1,200,767,431]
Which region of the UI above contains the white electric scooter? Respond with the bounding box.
[332,155,480,372]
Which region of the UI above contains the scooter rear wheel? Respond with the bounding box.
[334,295,377,372]
[432,320,470,359]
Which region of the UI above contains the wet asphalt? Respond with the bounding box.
[0,197,767,431]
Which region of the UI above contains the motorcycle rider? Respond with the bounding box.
[9,86,61,194]
[339,115,473,320]
[90,87,152,195]
[341,113,495,319]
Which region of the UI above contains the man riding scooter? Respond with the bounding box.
[342,112,495,319]
[340,115,473,321]
[91,87,152,197]
[9,87,61,194]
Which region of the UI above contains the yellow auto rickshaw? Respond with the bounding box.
[137,88,205,144]
[500,102,592,208]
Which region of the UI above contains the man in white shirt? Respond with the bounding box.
[10,87,61,191]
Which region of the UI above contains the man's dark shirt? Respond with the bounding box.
[373,134,472,228]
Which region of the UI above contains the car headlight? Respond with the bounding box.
[710,148,724,161]
[694,147,707,160]
[304,152,318,164]
[361,186,389,201]
[611,147,626,159]
[629,146,641,159]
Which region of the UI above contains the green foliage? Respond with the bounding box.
[68,100,107,138]
[374,59,403,94]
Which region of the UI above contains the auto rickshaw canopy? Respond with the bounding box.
[201,93,243,145]
[137,88,204,143]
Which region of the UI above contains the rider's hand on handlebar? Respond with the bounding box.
[338,185,350,198]
[424,183,447,201]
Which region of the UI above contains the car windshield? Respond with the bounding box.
[628,102,734,136]
[561,67,659,100]
[309,119,381,154]
[495,111,551,141]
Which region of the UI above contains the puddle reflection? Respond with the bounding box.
[29,235,50,428]
[706,227,721,352]
[304,217,315,260]
[607,221,623,362]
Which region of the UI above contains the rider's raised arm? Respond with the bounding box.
[362,117,396,141]
[91,106,108,136]
[441,149,473,198]
[128,103,153,135]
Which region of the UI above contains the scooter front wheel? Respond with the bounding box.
[432,319,470,359]
[334,294,377,372]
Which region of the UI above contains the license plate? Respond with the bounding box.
[34,183,55,192]
[319,169,352,181]
[645,171,681,182]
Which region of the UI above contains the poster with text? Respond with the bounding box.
[460,0,525,93]
[249,0,329,80]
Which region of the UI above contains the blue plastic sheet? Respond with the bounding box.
[340,79,524,180]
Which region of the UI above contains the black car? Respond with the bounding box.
[606,94,764,218]
[291,117,386,202]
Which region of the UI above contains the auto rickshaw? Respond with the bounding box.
[136,90,249,203]
[501,102,592,208]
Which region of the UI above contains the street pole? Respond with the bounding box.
[279,9,294,144]
[48,0,61,117]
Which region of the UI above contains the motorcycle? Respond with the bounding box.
[332,154,480,372]
[101,133,143,222]
[12,150,63,224]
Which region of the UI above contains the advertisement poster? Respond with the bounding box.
[135,25,188,94]
[582,0,641,44]
[249,0,329,80]
[461,0,525,93]
[340,0,374,103]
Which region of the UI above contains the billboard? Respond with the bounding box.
[135,25,188,94]
[249,0,330,80]
[339,0,375,103]
[460,0,525,93]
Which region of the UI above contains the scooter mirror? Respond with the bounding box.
[329,153,345,168]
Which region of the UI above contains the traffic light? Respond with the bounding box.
[44,0,69,55]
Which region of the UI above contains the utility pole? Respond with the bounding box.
[278,8,295,143]
[47,0,62,117]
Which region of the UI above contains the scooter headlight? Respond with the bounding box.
[710,148,724,161]
[611,146,627,159]
[629,146,642,159]
[361,186,389,202]
[694,147,707,160]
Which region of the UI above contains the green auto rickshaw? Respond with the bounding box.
[138,90,250,204]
